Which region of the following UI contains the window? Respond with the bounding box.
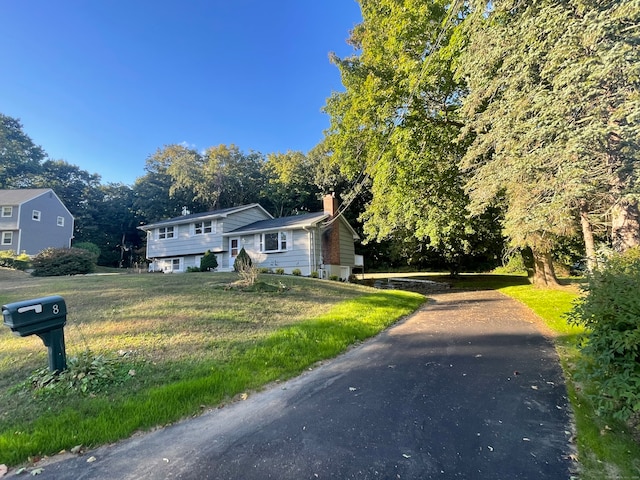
[194,220,214,235]
[32,210,41,221]
[1,206,12,217]
[171,258,181,270]
[230,238,239,257]
[259,231,288,253]
[158,226,174,239]
[57,216,65,227]
[1,232,12,245]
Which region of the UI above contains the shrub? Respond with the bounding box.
[200,250,218,272]
[31,248,96,276]
[0,250,30,270]
[292,268,302,276]
[275,268,285,275]
[73,242,100,262]
[233,247,252,272]
[567,247,640,422]
[310,271,319,278]
[258,267,273,274]
[329,275,339,281]
[186,266,201,273]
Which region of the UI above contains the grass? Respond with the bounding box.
[0,270,424,466]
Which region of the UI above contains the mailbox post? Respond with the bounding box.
[2,295,68,372]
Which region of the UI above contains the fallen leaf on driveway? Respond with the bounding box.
[86,456,96,463]
[30,469,44,476]
[349,387,357,392]
[0,464,7,477]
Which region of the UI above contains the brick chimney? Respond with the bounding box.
[322,193,341,265]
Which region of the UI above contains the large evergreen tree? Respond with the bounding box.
[458,0,640,282]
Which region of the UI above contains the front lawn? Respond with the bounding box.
[0,272,424,466]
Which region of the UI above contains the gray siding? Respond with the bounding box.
[7,192,74,255]
[146,222,221,259]
[145,206,271,262]
[339,220,356,267]
[243,229,313,275]
[220,208,271,232]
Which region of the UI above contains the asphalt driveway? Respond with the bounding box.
[19,289,575,479]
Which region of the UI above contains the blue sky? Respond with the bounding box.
[1,1,362,185]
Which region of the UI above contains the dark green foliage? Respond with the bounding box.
[233,247,252,272]
[73,242,100,262]
[0,251,30,270]
[275,268,285,275]
[199,250,218,272]
[568,248,640,421]
[292,268,302,276]
[25,350,127,398]
[31,248,96,276]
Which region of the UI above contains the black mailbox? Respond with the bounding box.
[2,295,68,372]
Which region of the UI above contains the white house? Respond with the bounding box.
[139,195,361,279]
[0,189,74,256]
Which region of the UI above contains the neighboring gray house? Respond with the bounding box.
[0,189,74,256]
[139,195,361,279]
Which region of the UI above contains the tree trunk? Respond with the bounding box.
[611,198,640,253]
[530,248,560,287]
[579,201,597,271]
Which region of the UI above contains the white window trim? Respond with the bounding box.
[32,210,41,221]
[193,220,215,236]
[258,230,291,253]
[57,216,65,227]
[157,226,175,240]
[1,206,12,217]
[1,231,12,245]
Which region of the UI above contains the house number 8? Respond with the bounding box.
[52,304,59,315]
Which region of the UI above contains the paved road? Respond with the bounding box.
[21,289,575,479]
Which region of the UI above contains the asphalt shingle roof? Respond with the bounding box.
[0,189,52,204]
[227,212,328,234]
[140,204,269,229]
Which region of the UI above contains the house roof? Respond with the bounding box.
[227,211,361,241]
[226,212,329,235]
[0,188,54,204]
[138,203,273,230]
[0,189,74,220]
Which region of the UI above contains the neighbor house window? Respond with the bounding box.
[158,226,174,239]
[1,206,12,217]
[259,231,288,253]
[171,258,181,270]
[194,220,214,235]
[32,210,41,221]
[57,216,65,227]
[1,232,12,245]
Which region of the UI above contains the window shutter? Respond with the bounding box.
[255,233,262,252]
[286,230,293,251]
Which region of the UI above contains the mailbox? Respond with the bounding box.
[3,295,67,336]
[2,295,68,372]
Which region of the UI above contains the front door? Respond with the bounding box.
[229,237,240,268]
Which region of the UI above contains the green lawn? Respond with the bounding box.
[0,271,424,466]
